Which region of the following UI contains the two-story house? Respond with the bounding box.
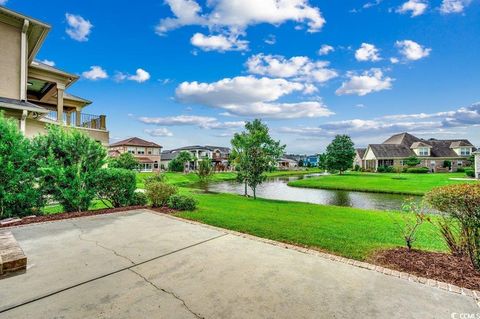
[109,137,162,172]
[161,145,231,171]
[0,6,108,144]
[359,132,476,172]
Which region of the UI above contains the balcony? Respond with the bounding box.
[44,111,107,131]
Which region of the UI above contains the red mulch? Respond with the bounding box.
[0,206,176,228]
[370,248,480,290]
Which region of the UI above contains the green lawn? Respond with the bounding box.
[177,192,446,260]
[288,172,476,195]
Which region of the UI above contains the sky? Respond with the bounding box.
[3,0,480,153]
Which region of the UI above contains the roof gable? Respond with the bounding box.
[109,137,161,148]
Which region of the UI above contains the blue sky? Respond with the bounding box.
[4,0,480,153]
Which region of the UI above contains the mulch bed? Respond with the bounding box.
[370,248,480,290]
[0,206,176,228]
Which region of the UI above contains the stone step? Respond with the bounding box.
[0,231,27,277]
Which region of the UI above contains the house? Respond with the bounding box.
[305,155,319,167]
[161,145,231,171]
[354,148,366,169]
[109,137,162,172]
[283,154,318,167]
[0,7,109,145]
[360,132,475,172]
[277,158,299,170]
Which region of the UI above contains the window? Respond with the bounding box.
[418,148,429,156]
[137,147,145,155]
[127,147,135,154]
[458,161,463,166]
[460,148,471,156]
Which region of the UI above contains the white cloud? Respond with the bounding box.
[318,44,334,56]
[355,43,381,62]
[175,76,333,119]
[363,0,383,9]
[190,33,248,52]
[397,0,428,16]
[156,0,326,35]
[336,69,393,96]
[395,40,431,61]
[264,34,276,45]
[246,54,337,83]
[0,0,8,5]
[65,13,93,42]
[439,0,472,13]
[144,128,174,137]
[39,59,55,67]
[139,115,245,130]
[115,69,151,83]
[390,57,400,64]
[82,66,108,80]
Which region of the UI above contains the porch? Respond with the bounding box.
[43,110,106,131]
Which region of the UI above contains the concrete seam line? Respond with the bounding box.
[151,211,480,307]
[0,233,228,314]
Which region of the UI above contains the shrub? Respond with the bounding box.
[168,159,184,172]
[130,192,148,206]
[425,184,480,269]
[391,199,430,250]
[377,165,386,173]
[404,156,421,167]
[465,169,475,178]
[109,152,139,170]
[443,160,452,169]
[197,159,213,183]
[96,168,136,208]
[353,164,361,171]
[144,172,167,185]
[32,125,106,212]
[456,167,466,173]
[145,182,177,207]
[167,194,197,211]
[0,112,44,217]
[406,167,429,174]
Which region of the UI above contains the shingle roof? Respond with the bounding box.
[0,96,49,113]
[383,132,420,146]
[160,151,178,161]
[369,144,414,158]
[410,141,432,148]
[170,145,231,153]
[356,148,366,158]
[450,140,474,148]
[109,137,161,148]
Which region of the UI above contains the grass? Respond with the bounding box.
[42,200,110,215]
[177,192,446,260]
[136,168,322,189]
[288,172,476,196]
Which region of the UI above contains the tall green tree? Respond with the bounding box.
[196,158,213,184]
[32,126,106,212]
[168,151,193,172]
[325,135,355,175]
[318,153,327,171]
[231,132,249,196]
[405,156,421,167]
[0,112,43,217]
[231,119,285,199]
[109,152,139,170]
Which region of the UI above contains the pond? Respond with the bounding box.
[202,174,419,211]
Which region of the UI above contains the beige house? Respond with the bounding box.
[161,145,231,171]
[359,132,475,172]
[0,7,109,144]
[474,151,480,179]
[109,137,162,172]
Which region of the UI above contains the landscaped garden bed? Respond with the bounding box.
[371,248,480,290]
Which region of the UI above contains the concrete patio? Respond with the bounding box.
[0,209,477,318]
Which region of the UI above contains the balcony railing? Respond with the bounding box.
[44,111,107,131]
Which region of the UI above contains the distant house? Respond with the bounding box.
[305,155,319,167]
[354,148,366,168]
[359,132,475,172]
[284,154,318,167]
[109,137,162,172]
[161,145,231,171]
[277,158,298,170]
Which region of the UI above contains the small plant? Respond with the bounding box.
[443,160,452,170]
[392,198,430,250]
[145,182,177,207]
[425,184,480,269]
[130,192,148,206]
[456,167,465,173]
[465,169,475,178]
[404,156,421,167]
[144,172,167,184]
[406,167,429,174]
[167,194,197,211]
[197,159,213,184]
[353,164,361,171]
[96,168,137,208]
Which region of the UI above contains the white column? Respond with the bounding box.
[475,152,480,179]
[20,20,29,101]
[56,84,65,125]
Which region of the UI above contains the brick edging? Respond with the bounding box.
[149,210,480,308]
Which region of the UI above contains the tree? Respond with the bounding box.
[298,159,304,167]
[0,112,43,217]
[404,156,421,167]
[231,132,249,196]
[32,125,106,212]
[318,153,327,171]
[197,158,213,184]
[325,135,355,174]
[231,119,285,199]
[168,151,193,172]
[109,152,139,170]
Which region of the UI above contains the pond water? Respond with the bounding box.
[202,174,419,211]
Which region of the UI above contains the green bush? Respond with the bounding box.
[465,169,475,178]
[109,152,139,170]
[32,125,106,212]
[353,164,361,171]
[167,194,197,211]
[377,165,386,173]
[0,112,44,218]
[406,167,429,174]
[456,167,465,173]
[130,192,148,206]
[96,168,136,208]
[168,159,184,172]
[145,182,177,207]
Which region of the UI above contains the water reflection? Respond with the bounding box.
[202,174,420,211]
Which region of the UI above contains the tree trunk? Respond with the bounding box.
[253,187,256,199]
[244,180,248,196]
